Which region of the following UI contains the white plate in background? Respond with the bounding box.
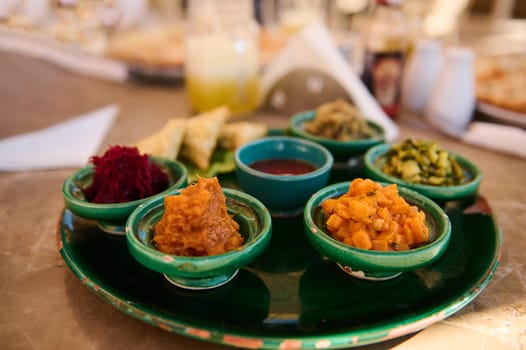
[477,102,526,129]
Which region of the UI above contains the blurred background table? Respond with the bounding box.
[1,10,526,350]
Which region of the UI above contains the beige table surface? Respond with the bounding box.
[0,50,525,350]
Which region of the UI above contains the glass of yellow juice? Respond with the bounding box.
[185,5,261,116]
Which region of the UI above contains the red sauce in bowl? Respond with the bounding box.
[250,159,316,175]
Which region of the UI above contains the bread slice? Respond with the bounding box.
[105,25,184,68]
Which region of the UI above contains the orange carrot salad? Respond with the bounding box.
[153,177,244,257]
[321,178,429,251]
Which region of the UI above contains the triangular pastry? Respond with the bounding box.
[218,121,268,150]
[135,132,163,157]
[158,118,186,159]
[180,106,230,170]
[135,118,186,159]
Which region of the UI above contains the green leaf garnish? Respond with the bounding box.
[183,149,236,183]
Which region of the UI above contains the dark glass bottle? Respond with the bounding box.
[362,0,409,119]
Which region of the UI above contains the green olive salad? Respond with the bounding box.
[381,139,465,186]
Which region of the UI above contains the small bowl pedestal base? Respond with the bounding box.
[164,270,240,290]
[337,263,402,281]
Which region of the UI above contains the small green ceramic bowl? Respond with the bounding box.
[235,136,334,217]
[288,110,385,159]
[304,181,451,280]
[364,143,482,201]
[125,188,272,290]
[62,157,188,235]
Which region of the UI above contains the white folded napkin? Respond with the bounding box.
[461,121,526,159]
[0,104,119,171]
[260,23,399,141]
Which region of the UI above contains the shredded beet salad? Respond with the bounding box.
[83,145,169,204]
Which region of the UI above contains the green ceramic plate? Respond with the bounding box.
[57,170,501,349]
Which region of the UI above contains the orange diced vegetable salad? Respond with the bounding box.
[321,178,429,251]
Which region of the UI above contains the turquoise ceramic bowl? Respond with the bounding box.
[364,143,482,201]
[304,181,451,280]
[235,136,334,217]
[62,157,188,235]
[125,188,272,290]
[288,110,385,159]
